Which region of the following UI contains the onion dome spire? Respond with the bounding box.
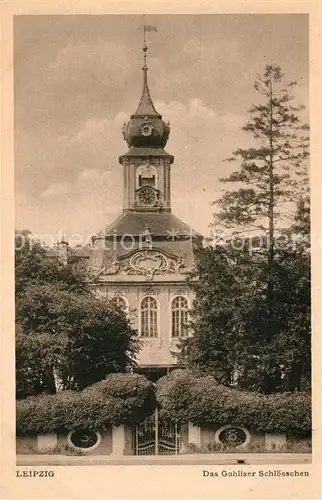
[133,27,160,118]
[122,24,170,149]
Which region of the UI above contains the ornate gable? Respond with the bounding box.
[93,247,193,282]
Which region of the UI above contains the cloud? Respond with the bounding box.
[156,97,247,167]
[40,168,114,200]
[17,97,249,238]
[156,98,245,131]
[18,166,122,240]
[15,112,125,199]
[47,40,130,78]
[40,182,69,199]
[15,38,138,133]
[15,15,309,241]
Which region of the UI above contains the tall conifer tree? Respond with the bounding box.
[179,66,310,393]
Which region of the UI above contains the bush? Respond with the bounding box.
[182,440,312,454]
[156,370,311,433]
[17,373,155,435]
[17,370,311,436]
[16,443,85,456]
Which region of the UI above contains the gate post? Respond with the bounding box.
[265,432,286,450]
[155,408,159,455]
[37,433,57,451]
[188,422,201,448]
[112,425,125,456]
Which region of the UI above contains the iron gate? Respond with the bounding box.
[132,409,181,455]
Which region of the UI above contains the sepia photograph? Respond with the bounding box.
[14,13,311,469]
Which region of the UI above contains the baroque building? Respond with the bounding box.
[48,37,203,382]
[86,38,203,381]
[19,34,305,459]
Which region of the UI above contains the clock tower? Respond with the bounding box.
[88,31,202,378]
[120,38,173,213]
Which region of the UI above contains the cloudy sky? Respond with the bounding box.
[14,14,309,244]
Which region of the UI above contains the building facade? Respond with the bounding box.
[85,40,202,381]
[22,39,309,459]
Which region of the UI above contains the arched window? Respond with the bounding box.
[141,296,158,338]
[112,295,128,314]
[172,296,188,338]
[114,296,127,311]
[136,164,157,189]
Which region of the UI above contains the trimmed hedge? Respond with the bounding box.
[156,370,311,433]
[16,370,311,435]
[16,373,155,435]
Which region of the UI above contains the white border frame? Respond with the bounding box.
[67,430,102,453]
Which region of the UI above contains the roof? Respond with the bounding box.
[132,80,161,118]
[46,246,61,258]
[46,244,90,260]
[119,146,174,161]
[102,211,203,239]
[69,246,90,259]
[88,238,199,271]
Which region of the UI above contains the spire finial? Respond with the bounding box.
[132,21,160,118]
[142,22,148,85]
[142,21,157,87]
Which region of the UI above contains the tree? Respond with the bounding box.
[178,65,310,393]
[177,245,258,385]
[214,65,309,242]
[15,232,140,398]
[15,230,88,296]
[179,242,310,393]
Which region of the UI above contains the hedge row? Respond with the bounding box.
[156,370,311,433]
[16,370,311,435]
[16,373,155,435]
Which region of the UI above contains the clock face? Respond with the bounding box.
[138,187,156,206]
[141,124,152,137]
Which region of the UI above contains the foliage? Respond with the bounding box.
[184,440,311,454]
[15,233,140,397]
[213,64,309,238]
[178,245,261,386]
[156,370,311,433]
[178,66,310,393]
[178,242,310,392]
[16,444,85,456]
[16,374,155,435]
[17,369,311,436]
[15,231,88,296]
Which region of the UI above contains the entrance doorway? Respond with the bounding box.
[132,410,181,455]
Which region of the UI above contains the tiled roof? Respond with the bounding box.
[103,211,203,239]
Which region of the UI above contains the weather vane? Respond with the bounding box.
[139,18,157,74]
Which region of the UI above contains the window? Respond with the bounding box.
[171,296,188,338]
[139,175,155,187]
[215,425,250,448]
[141,296,158,338]
[67,430,102,452]
[136,165,157,189]
[114,295,127,311]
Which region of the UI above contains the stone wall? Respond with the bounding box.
[17,424,309,456]
[200,424,265,449]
